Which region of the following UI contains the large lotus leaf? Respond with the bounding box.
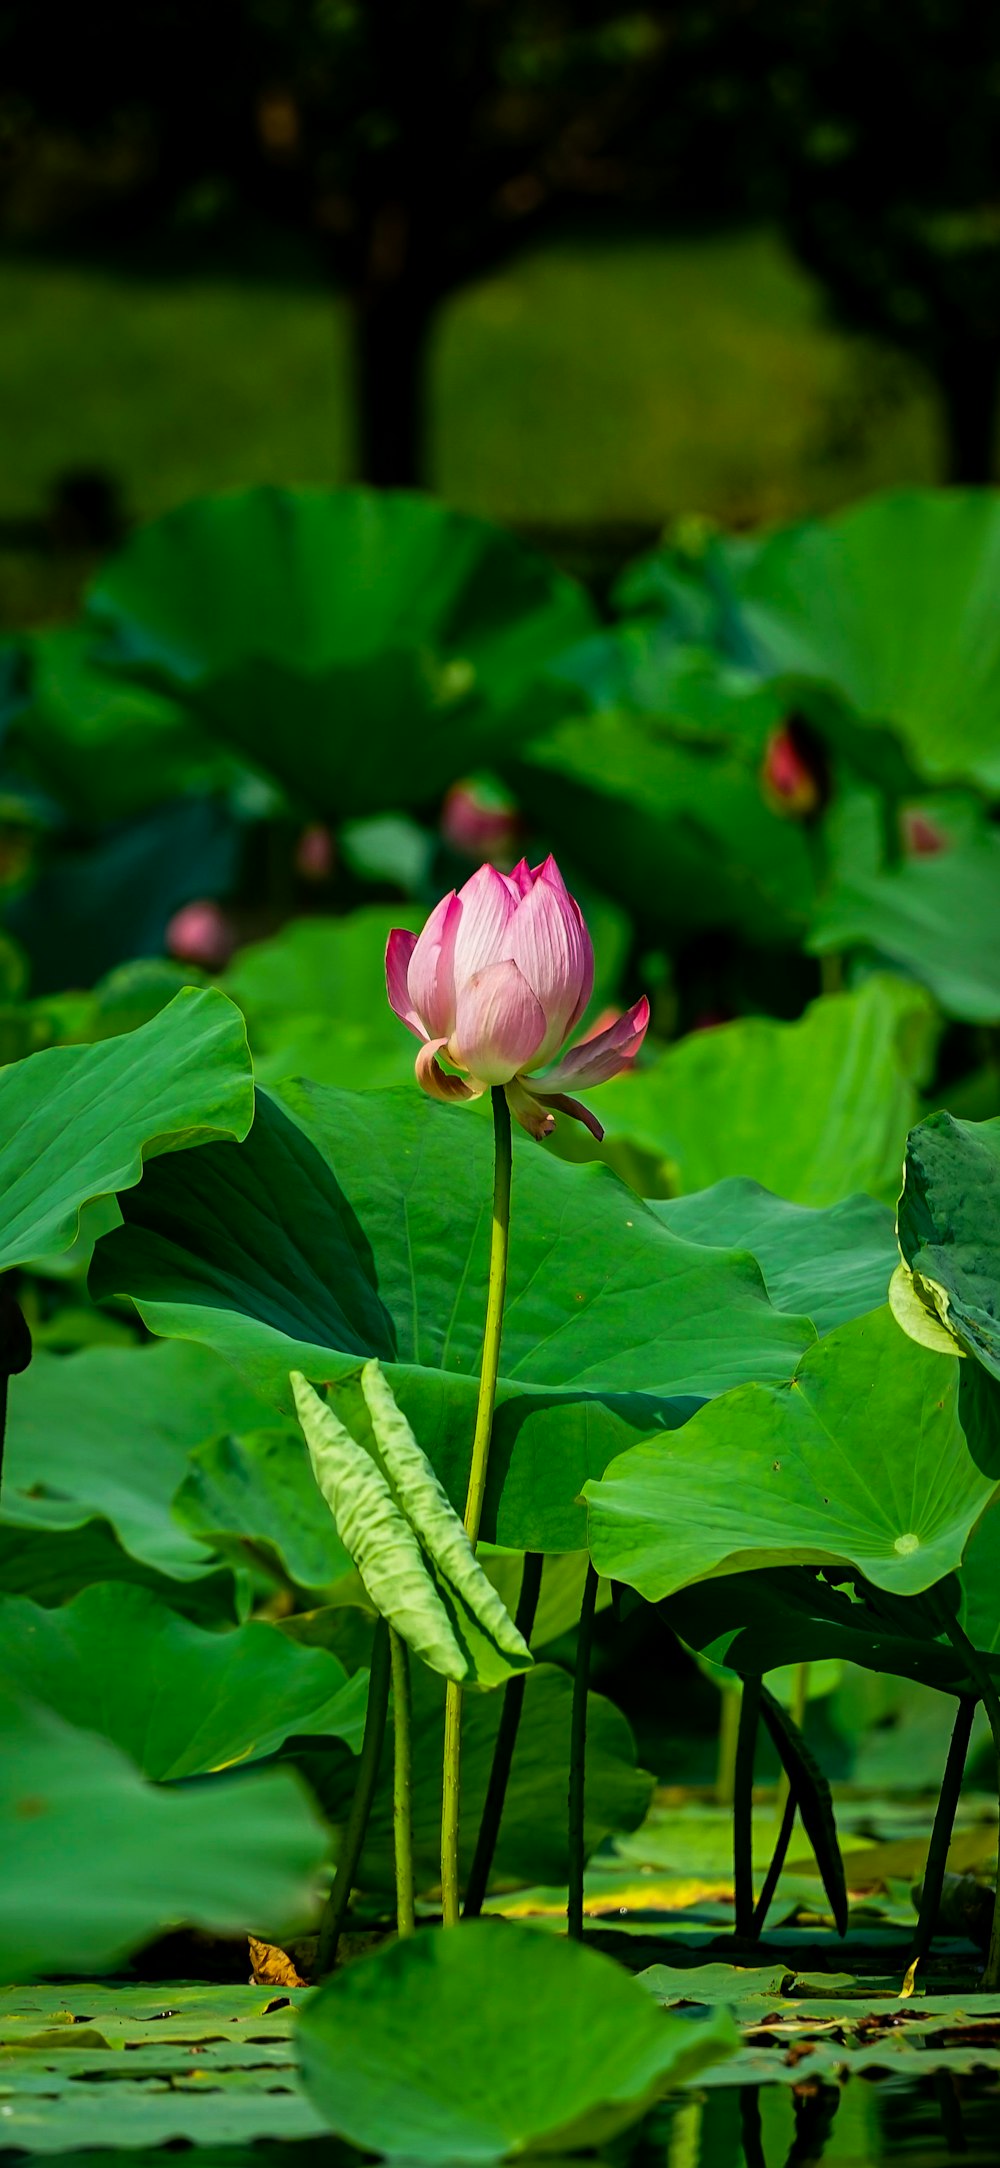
[509,647,815,945]
[0,1686,328,1981]
[301,1658,652,1897]
[664,1569,966,1696]
[554,976,933,1208]
[174,1424,353,1593]
[0,1584,368,1776]
[896,1110,1000,1376]
[298,1919,736,2161]
[0,986,252,1271]
[721,490,1000,790]
[14,626,232,823]
[223,907,424,1092]
[0,1522,237,1620]
[3,1342,272,1581]
[91,1083,814,1551]
[584,1307,995,1603]
[86,488,594,818]
[651,1181,895,1336]
[810,825,1000,1024]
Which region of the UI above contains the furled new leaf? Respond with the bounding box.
[292,1364,530,1685]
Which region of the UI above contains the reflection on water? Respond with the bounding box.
[639,2077,1000,2168]
[23,2079,1000,2167]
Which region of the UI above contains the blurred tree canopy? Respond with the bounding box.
[2,0,1000,487]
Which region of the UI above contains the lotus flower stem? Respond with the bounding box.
[908,1695,976,1978]
[733,1675,762,1941]
[463,1550,544,1918]
[567,1561,600,1941]
[441,1085,513,1927]
[317,1615,391,1975]
[389,1627,415,1938]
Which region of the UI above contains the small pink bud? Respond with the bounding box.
[294,823,336,882]
[165,900,236,972]
[441,779,520,865]
[761,721,827,819]
[900,807,949,857]
[386,855,649,1141]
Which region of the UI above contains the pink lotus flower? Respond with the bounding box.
[386,857,649,1141]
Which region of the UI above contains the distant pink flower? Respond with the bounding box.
[165,899,236,972]
[295,822,336,882]
[900,806,949,857]
[761,721,826,818]
[386,856,649,1141]
[441,778,520,865]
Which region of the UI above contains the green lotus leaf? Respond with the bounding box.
[91,1083,814,1550]
[0,985,253,1271]
[86,487,593,818]
[552,976,933,1208]
[4,1342,272,1581]
[0,1686,328,1982]
[720,489,1000,790]
[584,1307,995,1602]
[297,1919,737,2160]
[0,1582,368,1776]
[651,1180,895,1336]
[896,1109,1000,1376]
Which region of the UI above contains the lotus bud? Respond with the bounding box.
[900,806,948,857]
[386,855,649,1142]
[295,822,336,882]
[165,899,236,972]
[761,719,827,819]
[440,778,520,866]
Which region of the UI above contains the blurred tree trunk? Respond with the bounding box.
[939,344,1000,483]
[352,280,433,489]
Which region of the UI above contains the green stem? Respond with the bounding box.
[733,1674,762,1942]
[715,1686,741,1807]
[751,1789,797,1941]
[390,1627,415,1938]
[932,1598,1000,1986]
[567,1561,600,1941]
[774,1661,810,1827]
[317,1614,392,1975]
[441,1085,513,1928]
[463,1550,543,1918]
[909,1694,975,1976]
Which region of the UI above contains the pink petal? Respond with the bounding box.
[452,863,517,981]
[452,959,546,1084]
[506,857,535,898]
[504,1077,556,1140]
[385,929,425,1041]
[508,863,594,1066]
[531,994,650,1091]
[407,890,460,1039]
[415,1038,482,1106]
[533,1090,605,1142]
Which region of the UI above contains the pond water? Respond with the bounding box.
[650,2076,1000,2167]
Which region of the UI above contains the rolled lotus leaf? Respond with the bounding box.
[291,1365,531,1688]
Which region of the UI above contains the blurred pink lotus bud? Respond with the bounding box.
[761,720,827,819]
[441,778,521,865]
[165,899,236,972]
[386,856,649,1141]
[900,806,948,857]
[294,822,336,882]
